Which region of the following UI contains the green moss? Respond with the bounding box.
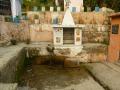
[15,59,24,82]
[15,57,32,83]
[102,39,109,45]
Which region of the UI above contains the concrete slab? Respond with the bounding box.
[0,44,25,70]
[85,63,120,90]
[0,83,17,90]
[115,62,120,67]
[103,62,120,73]
[57,76,105,90]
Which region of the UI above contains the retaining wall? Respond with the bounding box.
[0,46,25,83]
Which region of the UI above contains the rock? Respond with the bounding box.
[77,50,90,62]
[89,53,106,62]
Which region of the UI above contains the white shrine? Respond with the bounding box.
[53,9,85,56]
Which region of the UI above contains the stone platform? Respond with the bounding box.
[0,43,120,90]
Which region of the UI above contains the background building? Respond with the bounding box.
[108,13,120,62]
[0,0,22,18]
[64,0,83,12]
[0,0,12,15]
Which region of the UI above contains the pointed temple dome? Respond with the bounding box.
[62,9,75,27]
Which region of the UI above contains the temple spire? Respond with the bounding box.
[62,9,75,26]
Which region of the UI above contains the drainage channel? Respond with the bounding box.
[85,67,111,90]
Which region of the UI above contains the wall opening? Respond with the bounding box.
[63,28,74,44]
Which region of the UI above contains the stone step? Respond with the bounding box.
[63,36,74,40]
[63,40,74,44]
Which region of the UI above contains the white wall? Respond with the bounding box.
[53,28,63,45]
[53,27,82,46]
[10,0,21,18]
[64,0,83,12]
[74,28,82,45]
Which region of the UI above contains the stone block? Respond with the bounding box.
[50,7,54,12]
[57,7,61,12]
[34,56,50,65]
[64,57,79,68]
[80,6,84,12]
[0,83,17,90]
[89,53,107,62]
[54,48,71,56]
[41,7,45,12]
[34,19,39,24]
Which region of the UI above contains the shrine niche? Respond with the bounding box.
[53,9,85,55]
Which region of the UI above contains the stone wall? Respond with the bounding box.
[82,25,110,44]
[0,11,112,44]
[29,24,110,44]
[30,24,53,42]
[63,44,107,67]
[27,11,111,25]
[0,20,29,46]
[27,11,111,43]
[0,47,25,83]
[81,44,107,62]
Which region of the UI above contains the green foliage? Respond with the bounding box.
[22,0,59,11]
[84,0,120,11]
[4,16,13,22]
[15,57,25,83]
[22,0,120,11]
